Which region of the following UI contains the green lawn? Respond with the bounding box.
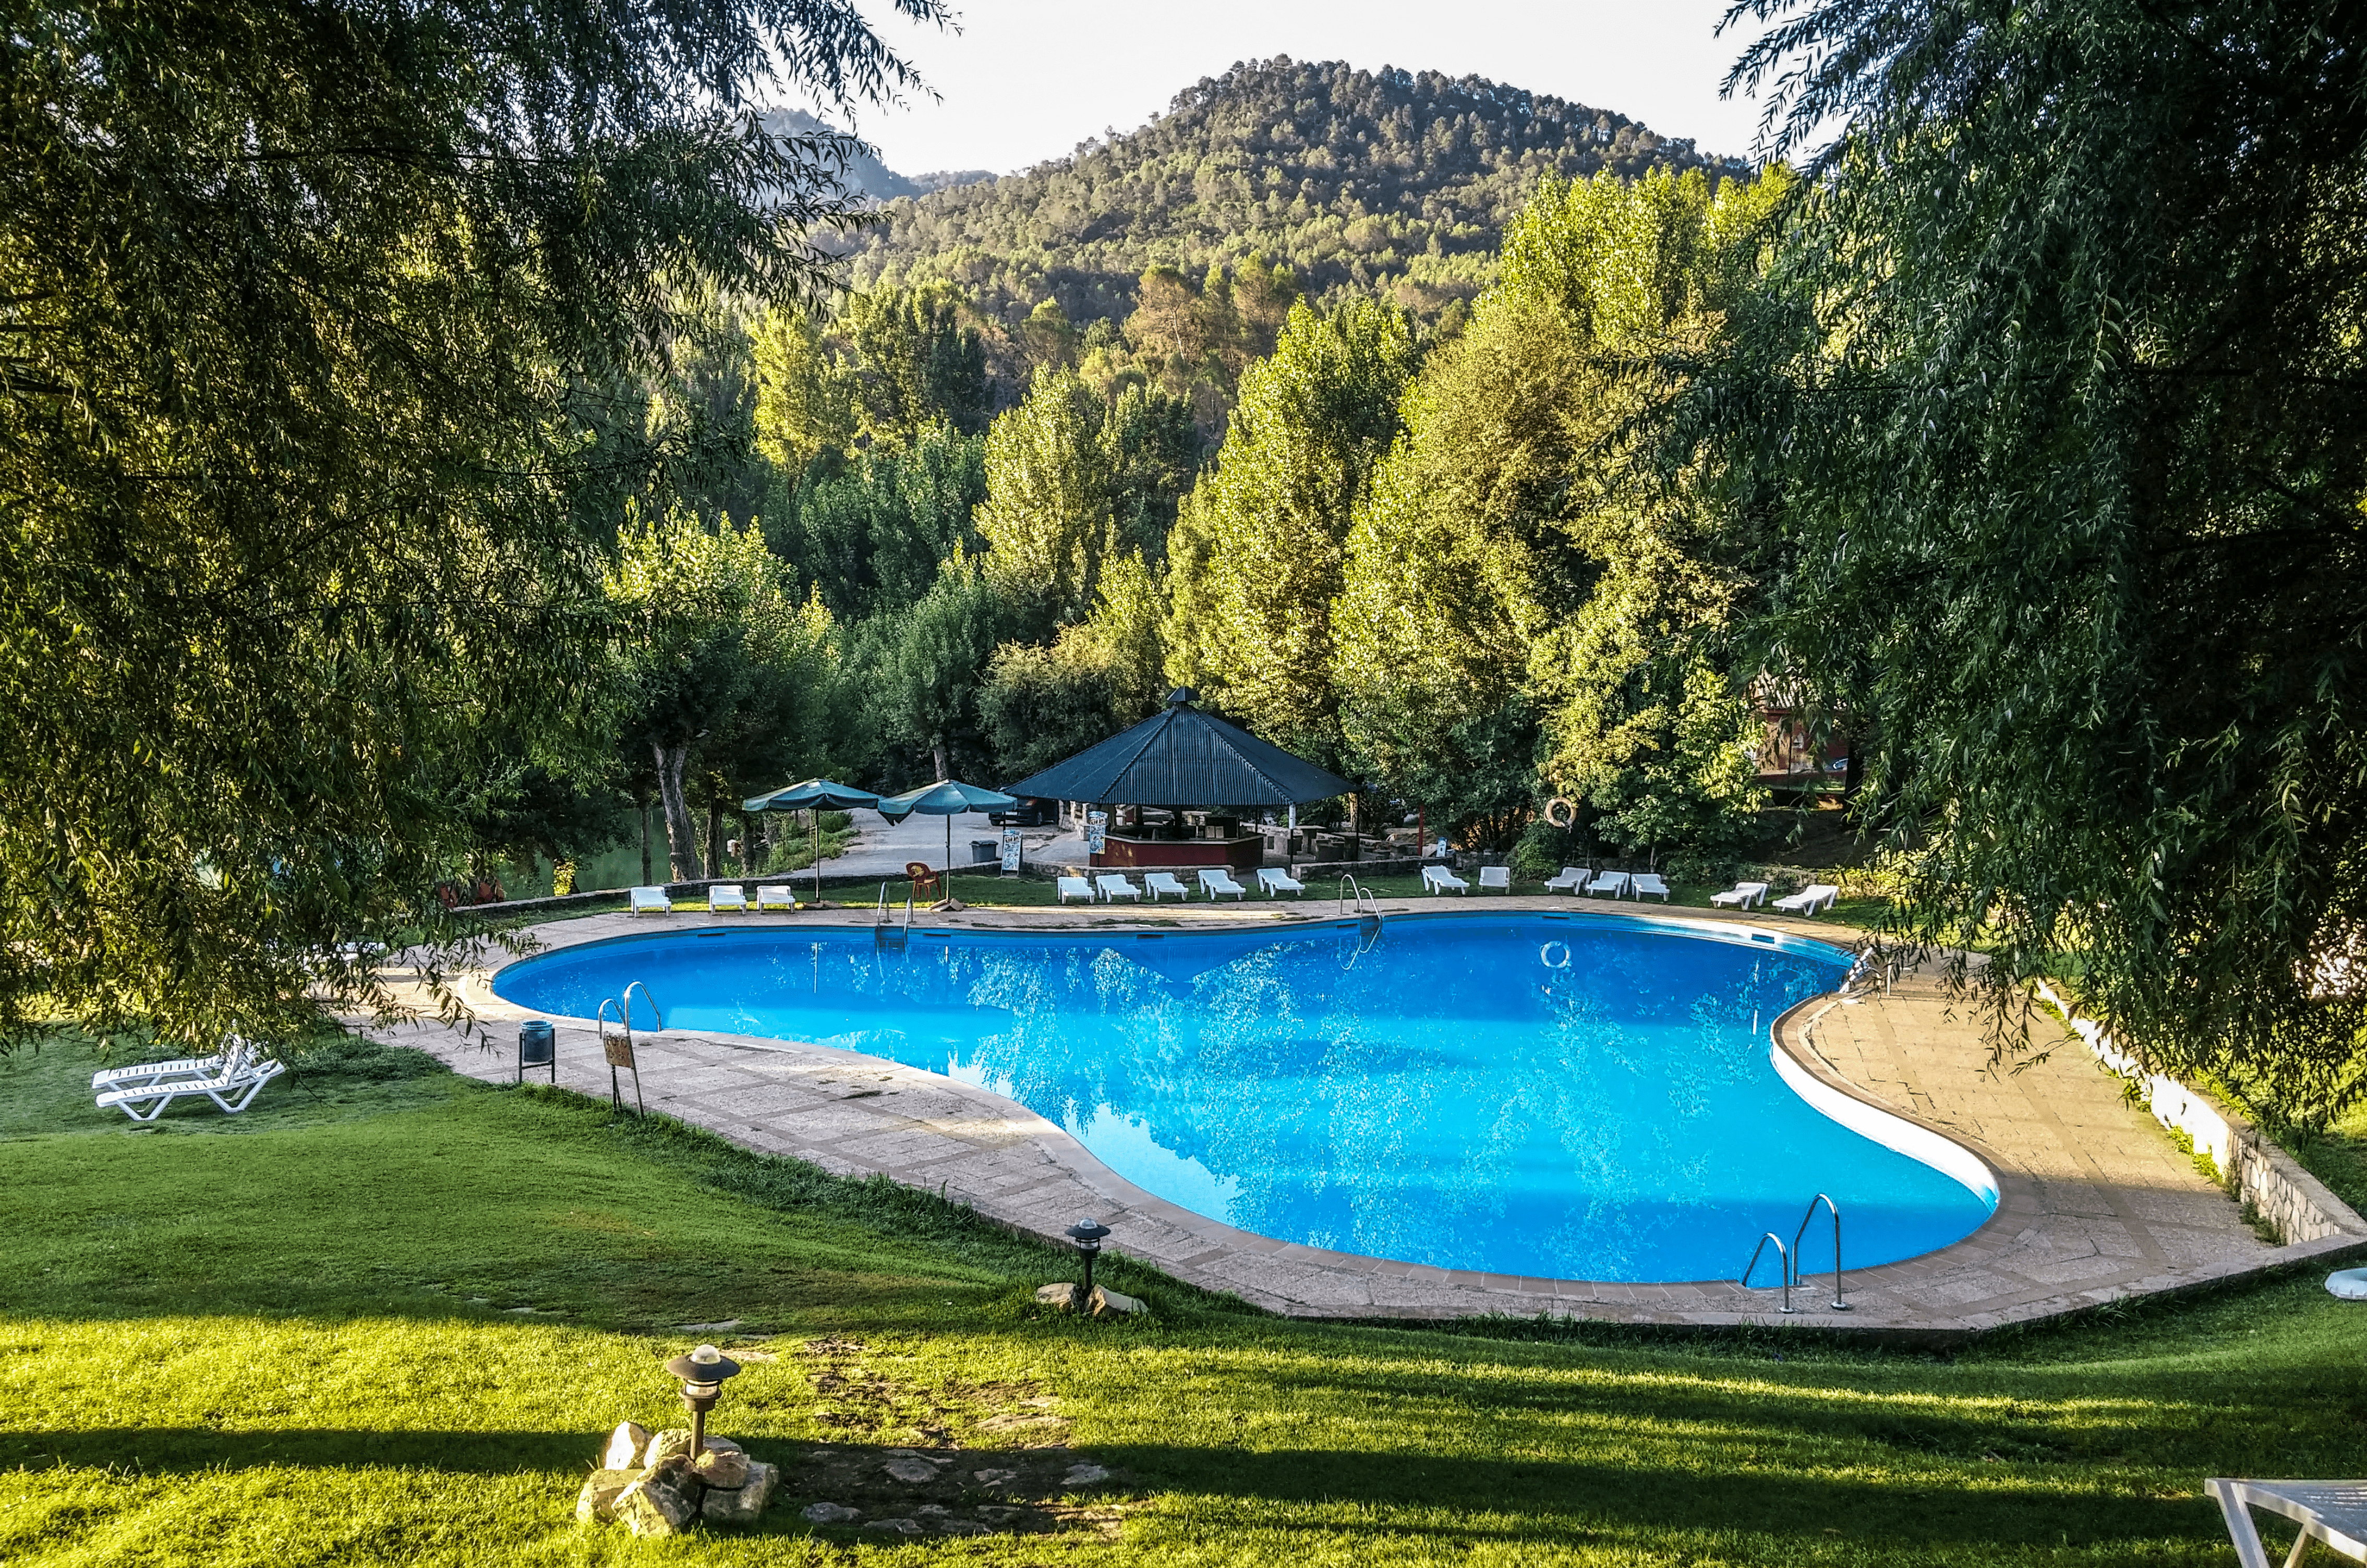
[4,1035,2359,1565]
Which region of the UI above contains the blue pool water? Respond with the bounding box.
[493,913,1995,1282]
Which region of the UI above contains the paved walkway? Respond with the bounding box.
[356,899,2365,1338]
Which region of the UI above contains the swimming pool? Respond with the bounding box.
[492,913,1996,1283]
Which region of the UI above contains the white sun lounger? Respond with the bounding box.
[1095,873,1143,902]
[91,1033,250,1094]
[1710,881,1770,910]
[1199,869,1247,900]
[1630,873,1670,902]
[1257,868,1305,898]
[755,885,796,911]
[1144,871,1190,901]
[2208,1478,2367,1568]
[95,1046,284,1122]
[1423,865,1469,895]
[1057,875,1095,904]
[629,885,673,916]
[708,884,748,913]
[1773,883,1840,915]
[1586,872,1630,899]
[1478,865,1511,893]
[1543,866,1590,894]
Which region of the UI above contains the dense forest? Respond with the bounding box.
[834,58,1749,393]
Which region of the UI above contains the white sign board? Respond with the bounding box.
[999,826,1023,873]
[1086,810,1107,855]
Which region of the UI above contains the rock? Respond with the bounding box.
[599,1421,650,1471]
[972,1467,1019,1488]
[701,1460,777,1525]
[1062,1463,1112,1487]
[801,1501,861,1524]
[1088,1286,1144,1317]
[574,1468,637,1523]
[863,1517,923,1535]
[643,1429,737,1469]
[1034,1282,1079,1311]
[882,1454,940,1484]
[691,1446,750,1489]
[934,1518,992,1536]
[614,1462,701,1537]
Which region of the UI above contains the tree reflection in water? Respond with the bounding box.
[499,919,1994,1281]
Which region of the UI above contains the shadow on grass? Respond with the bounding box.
[0,1431,2223,1549]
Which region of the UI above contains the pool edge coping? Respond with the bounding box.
[405,904,2359,1342]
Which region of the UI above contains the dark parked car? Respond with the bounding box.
[989,798,1055,827]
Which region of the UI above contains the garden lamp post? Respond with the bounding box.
[663,1344,742,1461]
[1065,1217,1112,1299]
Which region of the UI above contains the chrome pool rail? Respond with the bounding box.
[1792,1192,1849,1311]
[595,986,650,1115]
[1741,1231,1797,1313]
[1335,874,1383,923]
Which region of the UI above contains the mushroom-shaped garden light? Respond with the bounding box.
[1065,1217,1113,1300]
[663,1343,742,1460]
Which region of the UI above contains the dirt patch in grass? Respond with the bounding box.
[780,1334,1129,1539]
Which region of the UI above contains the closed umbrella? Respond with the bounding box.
[740,779,883,904]
[875,779,1018,897]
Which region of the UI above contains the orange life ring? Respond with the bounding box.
[1543,797,1576,829]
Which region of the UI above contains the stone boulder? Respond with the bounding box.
[1035,1283,1079,1311]
[615,1458,701,1537]
[700,1459,778,1525]
[600,1421,650,1470]
[1089,1286,1145,1317]
[574,1468,638,1523]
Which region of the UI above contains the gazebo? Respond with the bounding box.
[1001,688,1352,872]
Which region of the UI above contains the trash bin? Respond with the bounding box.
[971,839,999,864]
[516,1019,555,1084]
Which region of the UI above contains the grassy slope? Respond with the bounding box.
[4,1039,2360,1566]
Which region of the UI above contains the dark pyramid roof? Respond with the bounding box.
[1002,689,1353,807]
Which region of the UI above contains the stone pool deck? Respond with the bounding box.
[351,897,2367,1340]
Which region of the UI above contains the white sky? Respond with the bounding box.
[810,0,1785,177]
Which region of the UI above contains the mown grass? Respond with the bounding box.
[4,1035,2360,1565]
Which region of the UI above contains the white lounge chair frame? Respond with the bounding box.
[1478,865,1511,893]
[1144,872,1190,902]
[1095,873,1143,902]
[629,885,673,915]
[1773,883,1840,915]
[1057,875,1095,904]
[1199,869,1247,901]
[1257,867,1305,898]
[1543,866,1590,894]
[1423,865,1469,895]
[708,884,749,913]
[91,1033,249,1094]
[2208,1478,2367,1568]
[1710,881,1769,910]
[755,885,797,911]
[1586,872,1630,899]
[1630,873,1671,902]
[96,1046,284,1122]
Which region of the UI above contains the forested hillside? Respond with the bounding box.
[836,57,1750,338]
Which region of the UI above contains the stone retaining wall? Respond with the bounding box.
[2033,978,2367,1247]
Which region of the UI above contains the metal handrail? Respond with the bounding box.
[1741,1231,1796,1313]
[1358,886,1383,922]
[622,979,661,1033]
[1337,873,1360,914]
[875,882,890,923]
[1791,1193,1849,1311]
[595,994,646,1115]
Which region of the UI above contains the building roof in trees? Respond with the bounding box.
[1003,689,1351,807]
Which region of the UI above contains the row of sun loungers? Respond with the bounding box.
[1426,865,1671,901]
[629,884,799,915]
[1058,868,1305,903]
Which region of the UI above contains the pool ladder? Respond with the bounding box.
[1335,875,1384,968]
[594,979,658,1115]
[1740,1192,1849,1313]
[873,881,914,949]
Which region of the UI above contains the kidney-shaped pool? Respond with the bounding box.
[493,912,1995,1283]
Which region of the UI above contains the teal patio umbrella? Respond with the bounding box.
[740,779,883,903]
[875,779,1019,890]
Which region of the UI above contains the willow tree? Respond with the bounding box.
[0,0,944,1048]
[1707,0,2367,1115]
